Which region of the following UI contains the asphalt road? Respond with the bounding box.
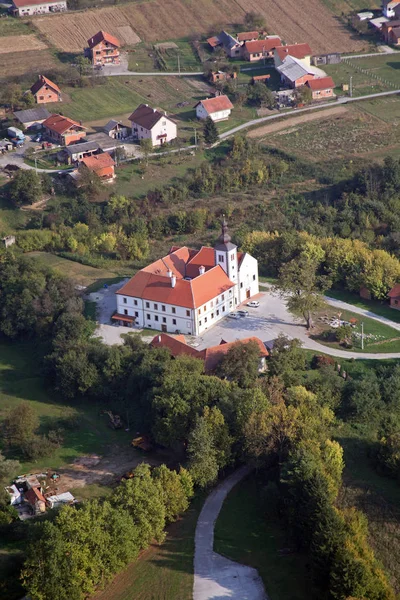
[193,465,268,600]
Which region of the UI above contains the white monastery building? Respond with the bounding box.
[12,0,66,16]
[128,104,177,146]
[195,96,234,122]
[114,220,259,335]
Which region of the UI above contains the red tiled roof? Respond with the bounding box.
[13,0,57,6]
[186,247,216,278]
[129,104,173,130]
[87,30,120,49]
[196,95,234,115]
[25,487,45,505]
[237,30,259,42]
[389,284,400,298]
[81,153,115,171]
[207,36,221,47]
[30,75,60,96]
[275,43,312,61]
[245,37,281,54]
[43,114,85,135]
[307,76,335,90]
[204,337,269,372]
[150,333,203,359]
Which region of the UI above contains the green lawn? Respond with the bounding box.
[349,54,400,87]
[92,493,205,600]
[327,289,400,324]
[321,0,379,15]
[0,190,31,235]
[358,95,400,124]
[324,61,391,97]
[0,340,135,474]
[312,305,400,353]
[0,16,33,36]
[214,474,311,600]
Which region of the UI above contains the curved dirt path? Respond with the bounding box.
[193,466,268,600]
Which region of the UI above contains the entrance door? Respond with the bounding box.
[161,324,167,332]
[246,289,251,299]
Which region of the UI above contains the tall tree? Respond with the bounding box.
[217,340,261,387]
[203,116,218,145]
[9,170,43,207]
[188,415,219,488]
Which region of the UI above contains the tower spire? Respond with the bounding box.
[218,216,231,245]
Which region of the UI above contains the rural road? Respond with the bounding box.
[193,466,268,600]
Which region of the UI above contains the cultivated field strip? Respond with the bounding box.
[0,34,48,54]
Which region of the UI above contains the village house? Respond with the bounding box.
[242,36,281,61]
[113,219,259,335]
[382,20,400,45]
[30,75,62,104]
[80,153,116,182]
[86,31,120,66]
[195,95,233,122]
[383,0,400,17]
[209,70,237,84]
[11,0,66,16]
[277,55,318,88]
[42,114,86,146]
[103,119,129,139]
[306,76,335,100]
[150,334,269,374]
[128,104,177,146]
[274,43,313,69]
[218,31,242,57]
[58,140,100,165]
[237,30,259,43]
[206,36,221,51]
[388,284,400,309]
[13,106,51,129]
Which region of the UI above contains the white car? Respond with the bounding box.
[228,312,241,319]
[247,301,260,308]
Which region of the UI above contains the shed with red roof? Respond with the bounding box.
[195,95,234,122]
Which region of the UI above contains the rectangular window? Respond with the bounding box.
[123,297,127,304]
[230,301,233,307]
[172,307,176,314]
[222,306,225,312]
[145,302,150,308]
[124,309,128,315]
[222,294,225,301]
[134,299,138,306]
[199,320,202,326]
[135,311,139,317]
[253,274,256,281]
[216,309,220,316]
[229,290,232,295]
[203,306,206,312]
[172,318,177,325]
[218,254,224,262]
[205,317,208,323]
[240,282,243,288]
[155,315,159,322]
[147,314,151,320]
[162,317,166,323]
[231,254,235,261]
[198,309,201,315]
[211,313,214,319]
[154,303,158,310]
[162,305,166,312]
[210,301,213,307]
[186,310,190,317]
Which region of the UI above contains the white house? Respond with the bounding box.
[12,0,66,16]
[104,119,129,140]
[195,95,234,122]
[128,104,177,147]
[113,219,259,336]
[383,0,400,18]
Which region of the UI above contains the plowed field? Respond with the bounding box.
[0,49,58,79]
[235,0,369,53]
[0,34,48,54]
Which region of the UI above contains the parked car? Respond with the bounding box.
[228,312,241,319]
[34,135,42,142]
[237,310,249,317]
[247,301,260,308]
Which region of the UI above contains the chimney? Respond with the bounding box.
[171,275,176,288]
[199,265,205,275]
[167,269,173,278]
[158,335,161,342]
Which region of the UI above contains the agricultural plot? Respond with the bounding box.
[321,0,379,15]
[345,54,400,88]
[259,104,400,161]
[0,48,58,79]
[324,60,392,96]
[234,0,370,53]
[0,34,48,53]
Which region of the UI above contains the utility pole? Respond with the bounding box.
[349,75,353,98]
[177,50,181,76]
[194,127,197,148]
[361,321,364,350]
[35,157,37,170]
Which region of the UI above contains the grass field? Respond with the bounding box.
[321,0,379,15]
[347,54,400,87]
[327,289,400,324]
[26,252,126,289]
[214,474,311,600]
[0,16,33,36]
[324,61,391,97]
[311,305,400,353]
[93,493,205,600]
[0,191,31,235]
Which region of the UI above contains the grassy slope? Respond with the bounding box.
[321,0,379,15]
[93,494,205,600]
[327,289,400,324]
[214,474,311,600]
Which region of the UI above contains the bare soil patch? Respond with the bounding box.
[0,34,48,54]
[0,48,58,79]
[247,106,348,138]
[235,0,369,53]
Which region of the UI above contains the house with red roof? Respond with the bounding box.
[195,95,234,122]
[274,43,313,69]
[128,104,177,146]
[242,37,281,61]
[30,75,62,104]
[11,0,66,17]
[150,334,269,373]
[80,153,116,181]
[388,284,400,309]
[114,219,259,335]
[42,114,86,146]
[237,31,259,43]
[86,31,120,66]
[306,76,335,100]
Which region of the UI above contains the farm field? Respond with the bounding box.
[257,102,400,161]
[214,474,311,600]
[345,54,400,87]
[0,48,58,79]
[26,251,126,290]
[324,61,392,96]
[0,34,47,53]
[0,17,33,36]
[321,0,379,14]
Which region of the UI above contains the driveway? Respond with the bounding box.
[193,466,268,600]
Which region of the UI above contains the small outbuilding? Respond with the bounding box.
[388,284,400,309]
[13,106,51,129]
[46,492,75,509]
[104,119,129,139]
[195,95,234,122]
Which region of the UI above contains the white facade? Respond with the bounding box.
[13,0,66,15]
[383,0,400,17]
[131,117,177,147]
[237,254,259,303]
[196,103,231,122]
